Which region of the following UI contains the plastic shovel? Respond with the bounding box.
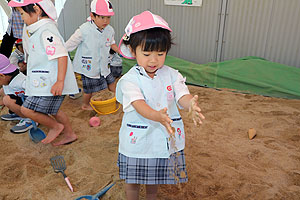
[75,182,115,200]
[20,95,46,143]
[50,155,74,192]
[28,120,46,143]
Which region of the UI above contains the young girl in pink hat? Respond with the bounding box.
[66,0,120,110]
[8,0,79,146]
[116,11,205,199]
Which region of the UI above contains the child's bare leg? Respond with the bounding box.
[82,92,93,110]
[52,110,77,146]
[125,184,140,200]
[146,185,158,200]
[3,96,26,118]
[108,80,116,93]
[0,88,4,107]
[0,88,4,97]
[21,106,64,144]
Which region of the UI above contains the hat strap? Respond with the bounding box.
[0,63,11,73]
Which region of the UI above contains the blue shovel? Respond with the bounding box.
[28,120,46,143]
[75,182,115,200]
[20,95,46,143]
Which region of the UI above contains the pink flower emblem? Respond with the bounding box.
[46,46,56,56]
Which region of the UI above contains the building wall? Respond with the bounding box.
[57,0,90,41]
[58,0,300,68]
[221,0,300,68]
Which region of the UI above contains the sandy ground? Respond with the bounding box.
[0,85,300,200]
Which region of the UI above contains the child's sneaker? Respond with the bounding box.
[1,113,23,121]
[10,119,38,134]
[69,88,82,99]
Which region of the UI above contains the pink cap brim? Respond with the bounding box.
[0,63,18,74]
[37,0,57,21]
[8,0,41,7]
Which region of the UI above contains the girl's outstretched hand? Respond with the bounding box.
[159,107,174,135]
[189,95,205,126]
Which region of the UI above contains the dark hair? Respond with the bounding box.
[91,12,112,18]
[4,68,19,77]
[124,28,173,54]
[92,12,99,17]
[21,4,48,18]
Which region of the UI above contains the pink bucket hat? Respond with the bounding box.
[91,0,114,16]
[8,0,57,21]
[119,11,172,59]
[0,54,17,74]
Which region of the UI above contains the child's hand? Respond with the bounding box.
[188,95,205,126]
[51,80,64,96]
[158,107,174,135]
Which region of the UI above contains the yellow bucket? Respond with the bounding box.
[75,73,81,81]
[90,96,120,115]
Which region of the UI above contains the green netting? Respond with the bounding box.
[122,56,300,99]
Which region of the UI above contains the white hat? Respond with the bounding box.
[9,0,57,21]
[119,11,172,59]
[90,0,114,16]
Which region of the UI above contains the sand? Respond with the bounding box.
[0,85,300,200]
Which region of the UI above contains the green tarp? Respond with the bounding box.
[122,56,300,99]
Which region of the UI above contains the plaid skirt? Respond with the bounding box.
[22,96,65,115]
[118,150,188,185]
[81,73,115,94]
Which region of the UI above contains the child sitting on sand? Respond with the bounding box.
[9,39,27,75]
[0,53,34,133]
[116,11,205,199]
[8,0,78,146]
[65,0,120,110]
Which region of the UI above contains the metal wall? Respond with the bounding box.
[58,0,300,68]
[57,0,90,40]
[221,0,300,68]
[110,0,221,64]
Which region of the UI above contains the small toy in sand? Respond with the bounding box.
[75,182,115,200]
[248,128,257,140]
[90,90,120,115]
[50,155,74,192]
[89,116,101,127]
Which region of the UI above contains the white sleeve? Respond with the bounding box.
[9,52,18,66]
[22,25,29,62]
[120,80,144,112]
[65,28,82,52]
[41,30,68,60]
[173,72,190,103]
[111,35,115,45]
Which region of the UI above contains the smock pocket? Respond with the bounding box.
[169,117,185,154]
[30,70,52,92]
[81,56,92,71]
[123,123,149,154]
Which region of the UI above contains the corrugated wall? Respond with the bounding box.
[221,0,300,67]
[58,0,300,67]
[57,0,90,40]
[110,0,221,64]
